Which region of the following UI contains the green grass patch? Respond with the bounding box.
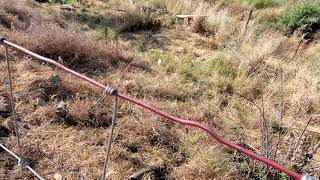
[96,27,119,40]
[280,1,320,34]
[245,0,277,9]
[210,58,239,79]
[179,61,199,82]
[77,8,107,28]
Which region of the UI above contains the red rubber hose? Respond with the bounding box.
[1,39,304,180]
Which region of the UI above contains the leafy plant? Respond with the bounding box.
[280,1,320,34]
[279,165,298,180]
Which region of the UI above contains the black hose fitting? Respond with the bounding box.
[0,37,6,43]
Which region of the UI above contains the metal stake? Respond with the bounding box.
[5,44,24,179]
[101,96,118,180]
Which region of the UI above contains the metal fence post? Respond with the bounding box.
[101,96,118,180]
[4,43,25,179]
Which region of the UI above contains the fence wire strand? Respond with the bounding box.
[0,144,44,180]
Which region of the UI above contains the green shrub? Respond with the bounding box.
[246,0,276,9]
[280,1,320,33]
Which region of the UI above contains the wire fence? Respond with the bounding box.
[0,37,314,180]
[0,143,44,180]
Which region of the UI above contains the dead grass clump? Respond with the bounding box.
[192,16,214,36]
[64,98,114,127]
[0,0,35,30]
[144,84,192,102]
[29,105,56,125]
[148,124,180,153]
[20,145,47,169]
[8,25,149,74]
[25,77,70,105]
[170,144,232,179]
[201,10,241,47]
[0,151,18,179]
[118,8,161,33]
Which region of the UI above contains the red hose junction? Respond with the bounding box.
[0,37,315,180]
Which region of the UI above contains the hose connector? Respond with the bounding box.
[105,85,118,96]
[18,158,28,168]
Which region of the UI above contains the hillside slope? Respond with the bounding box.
[0,0,319,179]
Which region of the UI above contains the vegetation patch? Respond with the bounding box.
[245,0,277,9]
[9,26,149,75]
[0,0,34,30]
[119,8,162,33]
[280,1,320,35]
[210,58,239,79]
[192,17,215,36]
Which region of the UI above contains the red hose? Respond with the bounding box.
[1,39,303,180]
[117,93,303,179]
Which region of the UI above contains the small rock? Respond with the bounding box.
[54,173,63,180]
[157,58,162,65]
[129,167,160,180]
[56,101,67,120]
[0,95,11,118]
[60,5,75,11]
[36,98,47,106]
[56,101,66,111]
[30,97,47,107]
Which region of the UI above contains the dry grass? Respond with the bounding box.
[1,0,320,179]
[0,0,36,30]
[5,26,150,75]
[118,7,162,33]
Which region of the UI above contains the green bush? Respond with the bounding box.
[280,1,320,33]
[246,0,276,9]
